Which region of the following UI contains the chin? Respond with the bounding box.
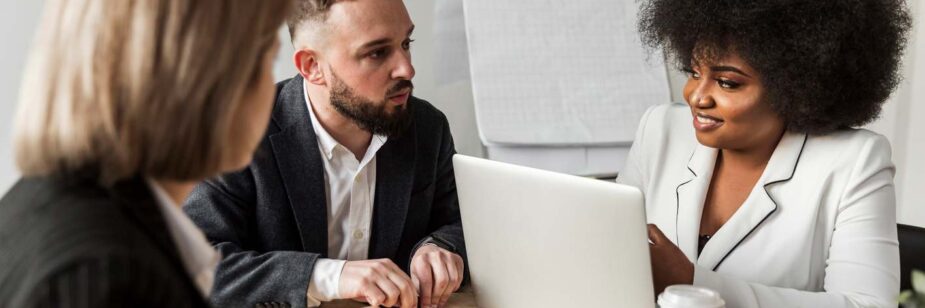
[694,133,722,149]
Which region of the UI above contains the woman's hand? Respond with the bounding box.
[647,224,694,295]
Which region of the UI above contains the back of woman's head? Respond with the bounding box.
[14,0,291,184]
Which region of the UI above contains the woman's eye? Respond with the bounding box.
[717,79,740,89]
[682,68,700,79]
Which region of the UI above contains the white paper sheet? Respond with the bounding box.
[463,0,670,146]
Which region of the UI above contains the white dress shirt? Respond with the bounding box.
[146,180,221,297]
[303,81,389,306]
[618,103,899,307]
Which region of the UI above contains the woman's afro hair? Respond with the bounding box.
[638,0,913,133]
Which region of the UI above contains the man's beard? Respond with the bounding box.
[329,72,414,138]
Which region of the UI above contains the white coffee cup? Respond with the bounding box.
[657,285,725,308]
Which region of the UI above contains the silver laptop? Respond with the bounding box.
[453,154,654,307]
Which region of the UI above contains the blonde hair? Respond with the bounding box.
[14,0,290,184]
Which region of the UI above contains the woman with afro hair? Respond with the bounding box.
[616,0,912,306]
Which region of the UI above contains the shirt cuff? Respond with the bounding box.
[413,235,455,256]
[307,258,347,306]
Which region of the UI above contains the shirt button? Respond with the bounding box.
[353,230,364,240]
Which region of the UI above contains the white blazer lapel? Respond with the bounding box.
[675,144,718,261]
[697,132,808,270]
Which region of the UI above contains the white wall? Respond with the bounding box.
[3,1,923,227]
[0,0,44,194]
[900,5,925,227]
[866,0,925,228]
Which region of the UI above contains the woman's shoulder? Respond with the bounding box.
[636,102,694,135]
[804,128,892,165]
[1,176,134,232]
[793,129,894,194]
[617,103,698,188]
[0,177,193,306]
[640,102,691,125]
[631,103,698,154]
[2,245,198,307]
[0,176,166,270]
[809,128,890,146]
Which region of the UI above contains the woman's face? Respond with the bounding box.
[682,51,785,152]
[224,39,281,171]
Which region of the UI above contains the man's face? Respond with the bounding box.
[329,70,413,136]
[322,0,416,136]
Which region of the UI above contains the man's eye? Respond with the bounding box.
[717,79,740,89]
[682,68,700,79]
[369,48,388,59]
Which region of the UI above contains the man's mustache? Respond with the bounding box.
[387,80,414,96]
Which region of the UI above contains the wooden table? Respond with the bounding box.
[321,288,477,308]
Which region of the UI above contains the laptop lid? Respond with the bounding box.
[454,154,654,307]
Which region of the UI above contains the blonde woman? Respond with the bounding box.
[0,0,289,306]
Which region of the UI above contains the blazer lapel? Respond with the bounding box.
[368,111,417,259]
[110,177,185,265]
[108,176,204,300]
[268,76,329,255]
[675,144,719,261]
[697,132,807,270]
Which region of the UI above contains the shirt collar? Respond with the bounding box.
[145,179,219,297]
[304,81,340,160]
[303,80,388,162]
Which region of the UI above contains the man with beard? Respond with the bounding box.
[183,1,466,307]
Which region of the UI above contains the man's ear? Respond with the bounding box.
[294,49,326,86]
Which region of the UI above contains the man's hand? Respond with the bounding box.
[647,224,694,295]
[410,244,464,308]
[338,259,417,308]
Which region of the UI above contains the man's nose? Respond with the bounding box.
[392,50,415,80]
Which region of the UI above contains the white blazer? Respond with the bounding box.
[617,103,899,307]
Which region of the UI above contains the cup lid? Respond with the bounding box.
[657,285,725,308]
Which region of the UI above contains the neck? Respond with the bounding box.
[151,179,197,207]
[306,83,373,159]
[719,131,785,172]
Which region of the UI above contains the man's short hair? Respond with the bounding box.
[287,0,337,44]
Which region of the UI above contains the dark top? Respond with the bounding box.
[0,175,209,308]
[184,75,468,307]
[698,234,712,256]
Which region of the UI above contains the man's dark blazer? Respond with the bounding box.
[0,174,209,308]
[184,75,467,307]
